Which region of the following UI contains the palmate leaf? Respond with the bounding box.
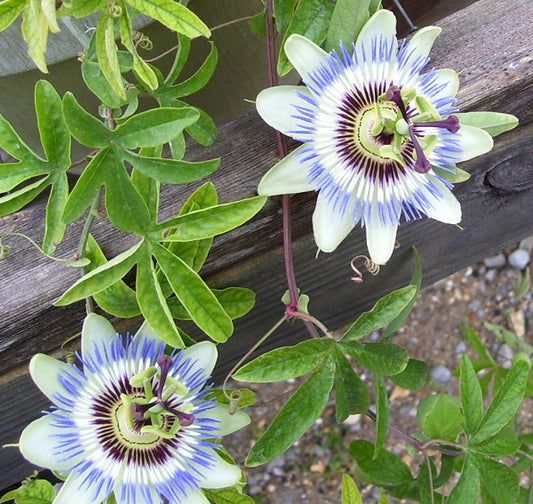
[0,81,71,253]
[96,13,125,100]
[334,350,369,422]
[21,0,50,72]
[57,0,107,18]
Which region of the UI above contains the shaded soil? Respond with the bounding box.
[224,244,533,503]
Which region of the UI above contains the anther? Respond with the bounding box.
[417,115,460,133]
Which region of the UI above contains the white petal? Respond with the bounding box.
[424,179,462,224]
[365,220,398,265]
[355,10,397,65]
[199,451,241,489]
[257,145,316,196]
[312,191,356,252]
[29,353,73,404]
[81,313,116,361]
[182,489,210,504]
[256,86,312,138]
[397,26,441,81]
[453,124,494,162]
[197,404,250,436]
[19,416,72,471]
[181,341,218,381]
[417,68,459,108]
[53,470,110,504]
[284,34,329,84]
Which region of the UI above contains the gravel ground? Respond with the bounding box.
[224,238,533,503]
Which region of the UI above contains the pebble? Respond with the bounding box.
[520,236,533,253]
[455,341,467,354]
[483,253,506,269]
[431,365,451,385]
[509,249,531,269]
[498,343,515,361]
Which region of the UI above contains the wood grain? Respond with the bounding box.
[1,0,532,490]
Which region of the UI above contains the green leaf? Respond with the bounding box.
[446,456,480,504]
[126,0,210,39]
[114,107,199,148]
[57,0,106,18]
[95,13,126,100]
[155,243,233,342]
[118,6,158,91]
[340,342,408,375]
[167,41,218,98]
[211,287,256,319]
[159,196,267,239]
[0,177,49,216]
[349,440,413,486]
[55,240,143,305]
[0,0,26,31]
[246,357,335,466]
[274,0,297,33]
[164,33,191,84]
[341,474,363,504]
[168,287,255,321]
[471,358,530,443]
[85,234,140,318]
[123,149,219,184]
[342,285,417,342]
[463,325,495,366]
[416,394,463,442]
[374,373,388,456]
[515,268,531,300]
[456,112,519,137]
[41,0,59,32]
[21,0,49,72]
[43,174,69,254]
[0,478,56,504]
[203,488,255,504]
[62,92,112,148]
[104,151,153,234]
[82,35,134,109]
[475,454,520,504]
[390,359,428,391]
[382,248,422,340]
[35,81,71,171]
[326,0,372,52]
[277,0,335,76]
[136,247,184,348]
[234,339,332,383]
[471,420,521,456]
[460,354,484,435]
[334,351,369,422]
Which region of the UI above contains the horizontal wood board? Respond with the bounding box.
[1,0,532,489]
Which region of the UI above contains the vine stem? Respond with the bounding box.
[222,315,288,401]
[265,0,300,314]
[364,410,464,457]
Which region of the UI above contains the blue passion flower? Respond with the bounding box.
[19,314,249,504]
[256,10,494,264]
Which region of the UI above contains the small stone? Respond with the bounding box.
[509,249,530,269]
[519,236,533,253]
[485,269,497,281]
[509,310,526,338]
[431,365,451,385]
[498,343,514,361]
[310,463,326,473]
[483,253,506,269]
[455,341,467,354]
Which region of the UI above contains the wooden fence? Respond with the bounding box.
[0,0,532,491]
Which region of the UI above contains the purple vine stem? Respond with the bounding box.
[265,0,300,315]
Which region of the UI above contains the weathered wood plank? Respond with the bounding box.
[1,0,532,490]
